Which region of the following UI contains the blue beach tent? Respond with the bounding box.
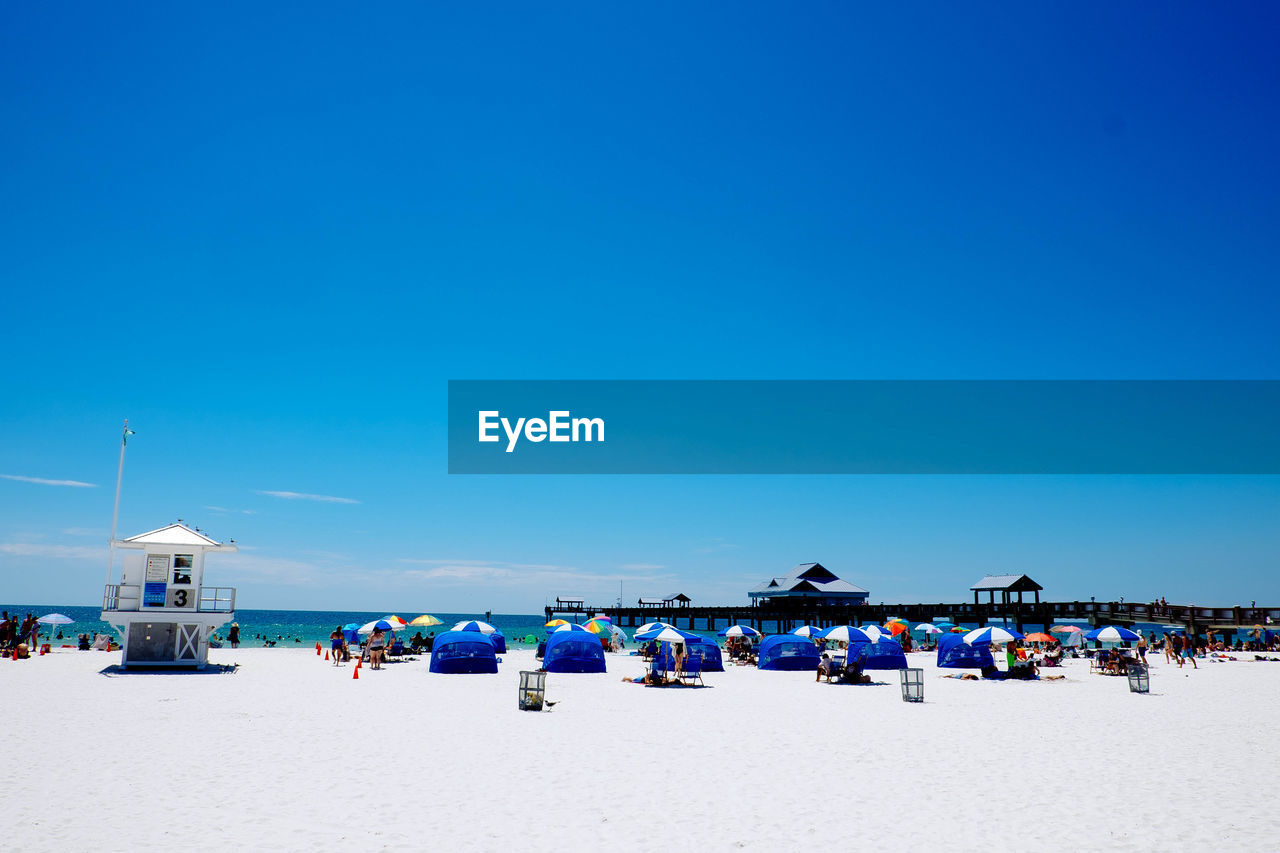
[936,633,994,669]
[847,637,908,670]
[542,630,607,673]
[757,634,821,671]
[653,635,725,673]
[429,630,498,674]
[488,630,507,653]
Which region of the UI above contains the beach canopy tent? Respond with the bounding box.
[542,630,607,673]
[757,634,821,671]
[429,630,498,674]
[936,633,995,669]
[847,637,908,670]
[489,630,507,653]
[654,635,724,672]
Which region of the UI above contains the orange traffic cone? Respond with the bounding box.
[315,642,322,655]
[352,664,359,679]
[324,649,330,661]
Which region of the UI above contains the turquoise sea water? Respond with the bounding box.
[3,603,1215,650]
[0,605,559,648]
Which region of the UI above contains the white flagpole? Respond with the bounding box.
[106,419,129,587]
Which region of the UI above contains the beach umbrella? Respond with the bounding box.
[342,622,362,643]
[382,615,408,631]
[949,626,966,633]
[584,619,613,636]
[718,625,762,638]
[358,619,394,634]
[635,625,700,643]
[858,625,894,643]
[884,622,909,637]
[409,614,443,627]
[635,622,673,635]
[1085,626,1140,643]
[1050,625,1082,634]
[962,626,1025,645]
[1024,632,1055,643]
[36,613,74,641]
[552,623,595,634]
[819,625,876,645]
[915,623,944,634]
[610,624,628,642]
[792,625,824,637]
[453,620,497,634]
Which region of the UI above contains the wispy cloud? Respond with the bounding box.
[393,559,672,589]
[204,505,257,515]
[693,538,741,554]
[0,542,103,560]
[62,527,106,537]
[619,563,666,570]
[254,490,359,504]
[1,473,96,488]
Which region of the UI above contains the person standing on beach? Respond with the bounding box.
[1136,633,1148,664]
[228,622,240,648]
[1184,634,1198,669]
[368,627,387,670]
[329,626,344,665]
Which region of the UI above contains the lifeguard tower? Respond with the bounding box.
[101,522,238,669]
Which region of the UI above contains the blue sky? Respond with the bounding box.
[2,3,1277,612]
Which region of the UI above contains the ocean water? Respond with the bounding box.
[3,604,1235,650]
[0,605,559,648]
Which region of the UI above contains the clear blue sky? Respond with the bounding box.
[2,3,1277,612]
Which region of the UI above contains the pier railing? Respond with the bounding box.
[547,599,1280,634]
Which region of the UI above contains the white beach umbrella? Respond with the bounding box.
[915,623,944,634]
[37,613,74,646]
[635,622,673,635]
[819,625,876,645]
[610,624,628,641]
[452,620,498,634]
[792,625,823,637]
[858,625,893,643]
[719,625,762,638]
[963,626,1025,645]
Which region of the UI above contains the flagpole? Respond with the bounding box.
[106,419,129,587]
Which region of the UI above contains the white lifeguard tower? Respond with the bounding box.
[101,522,238,669]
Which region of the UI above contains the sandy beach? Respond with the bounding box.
[6,646,1278,852]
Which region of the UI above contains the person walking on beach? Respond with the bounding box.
[1136,633,1148,664]
[1183,634,1198,669]
[329,626,344,665]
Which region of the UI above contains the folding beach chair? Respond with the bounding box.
[679,655,704,686]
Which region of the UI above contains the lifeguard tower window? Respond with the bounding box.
[172,554,193,585]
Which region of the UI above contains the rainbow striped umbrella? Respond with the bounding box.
[584,619,613,636]
[545,619,571,628]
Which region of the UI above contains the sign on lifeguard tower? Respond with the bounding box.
[101,522,237,669]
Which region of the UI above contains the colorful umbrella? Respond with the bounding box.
[584,619,613,636]
[545,619,570,628]
[382,615,408,631]
[409,614,443,627]
[1050,625,1083,633]
[949,626,966,633]
[884,622,909,637]
[1023,632,1054,643]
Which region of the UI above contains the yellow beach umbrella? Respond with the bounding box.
[545,619,570,628]
[409,614,443,627]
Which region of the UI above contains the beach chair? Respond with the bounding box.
[388,640,405,657]
[679,655,704,686]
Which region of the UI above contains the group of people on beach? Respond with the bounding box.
[0,611,40,656]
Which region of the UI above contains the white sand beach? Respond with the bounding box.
[6,646,1278,852]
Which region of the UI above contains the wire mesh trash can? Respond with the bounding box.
[900,668,924,702]
[519,670,546,711]
[1126,662,1150,694]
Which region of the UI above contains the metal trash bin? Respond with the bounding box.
[519,670,546,711]
[900,667,924,703]
[1126,662,1150,694]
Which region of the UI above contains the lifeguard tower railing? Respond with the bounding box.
[102,584,237,613]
